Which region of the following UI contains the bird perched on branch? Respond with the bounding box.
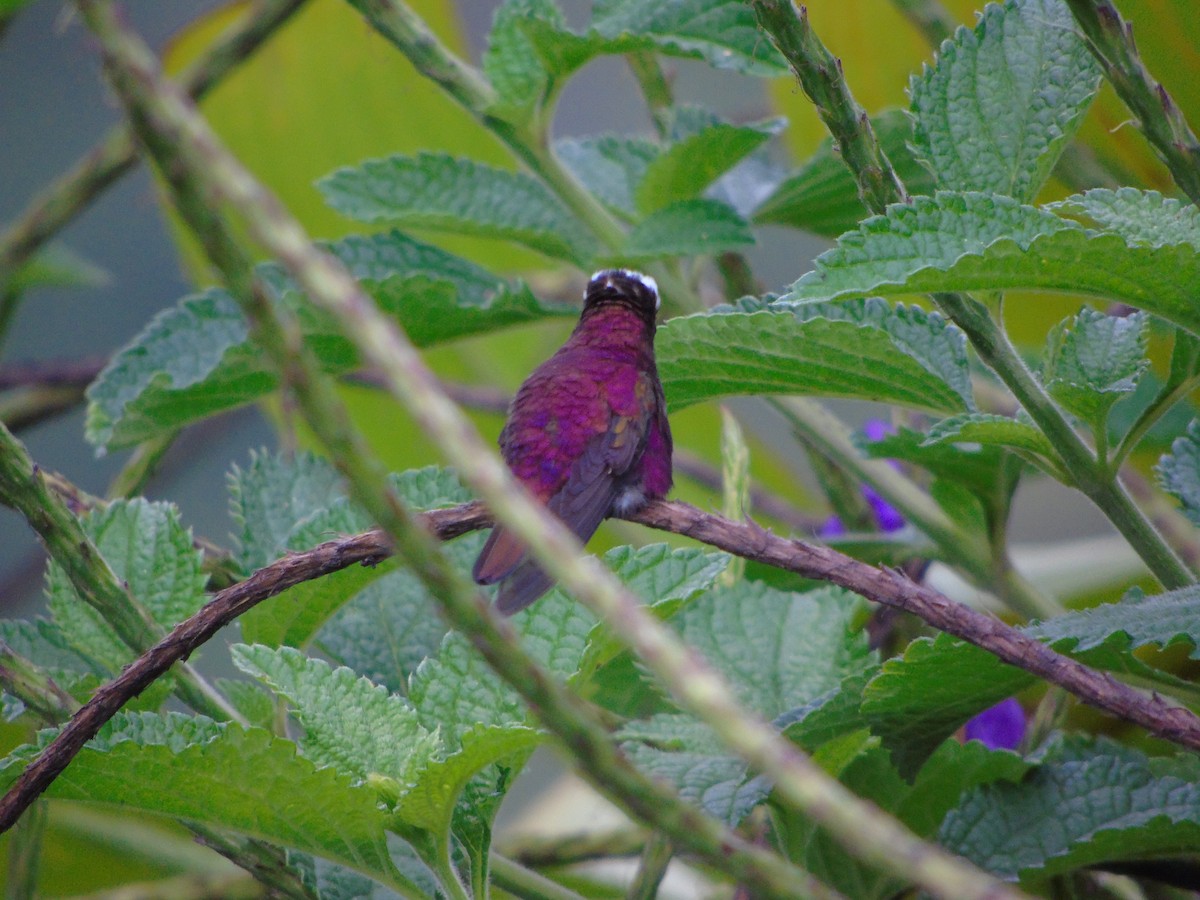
[472,269,673,614]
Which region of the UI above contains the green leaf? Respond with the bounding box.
[231,644,439,790]
[752,110,938,237]
[7,244,108,294]
[0,618,108,682]
[230,450,345,573]
[861,634,1033,779]
[909,0,1100,201]
[783,192,1200,338]
[617,584,874,826]
[237,462,474,649]
[318,153,597,263]
[85,233,560,450]
[940,738,1200,883]
[634,118,785,213]
[863,425,1025,497]
[1159,419,1200,526]
[1050,188,1200,250]
[556,134,660,218]
[394,724,541,834]
[47,500,207,674]
[619,199,754,260]
[1043,308,1148,425]
[657,309,971,413]
[0,712,399,882]
[590,0,787,76]
[482,0,564,123]
[923,413,1056,462]
[1031,585,1200,660]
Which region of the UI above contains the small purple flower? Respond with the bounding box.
[963,698,1027,751]
[819,420,906,535]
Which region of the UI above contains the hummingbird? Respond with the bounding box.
[472,268,673,614]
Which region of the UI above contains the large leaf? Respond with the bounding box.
[752,110,937,237]
[318,153,597,264]
[782,192,1200,337]
[47,500,207,675]
[1050,188,1200,250]
[555,134,660,218]
[231,644,439,790]
[0,712,400,884]
[941,738,1200,883]
[618,584,874,826]
[909,0,1100,201]
[85,233,562,450]
[620,199,754,260]
[656,308,970,413]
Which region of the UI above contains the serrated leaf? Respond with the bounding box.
[1043,308,1148,424]
[923,413,1056,462]
[1050,188,1200,250]
[618,585,874,826]
[580,544,729,676]
[0,618,108,682]
[634,118,784,213]
[657,309,970,413]
[0,712,398,882]
[230,450,345,573]
[1030,585,1200,660]
[1159,419,1200,525]
[941,737,1200,883]
[619,199,754,260]
[864,425,1021,497]
[318,153,597,263]
[232,645,439,790]
[909,0,1100,201]
[620,714,771,826]
[47,499,207,674]
[752,110,938,237]
[86,233,559,450]
[239,464,473,649]
[783,192,1200,337]
[591,0,787,76]
[394,724,541,834]
[482,0,564,123]
[556,134,660,217]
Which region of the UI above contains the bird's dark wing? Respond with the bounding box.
[491,410,650,615]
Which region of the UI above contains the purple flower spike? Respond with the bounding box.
[820,515,846,538]
[862,419,894,443]
[862,485,906,533]
[964,698,1027,751]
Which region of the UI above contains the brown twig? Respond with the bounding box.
[4,497,1199,832]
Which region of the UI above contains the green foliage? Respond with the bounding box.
[12,0,1200,896]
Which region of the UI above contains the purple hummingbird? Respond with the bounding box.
[472,269,673,614]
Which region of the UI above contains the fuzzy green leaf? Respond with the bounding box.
[783,192,1200,337]
[657,308,970,413]
[0,618,108,682]
[1032,585,1200,660]
[909,0,1100,201]
[85,233,559,450]
[752,110,937,237]
[864,425,1024,496]
[1159,419,1200,526]
[591,0,786,76]
[47,500,206,674]
[232,644,439,790]
[1043,308,1148,425]
[923,413,1056,461]
[482,0,564,123]
[318,153,597,263]
[620,199,754,260]
[1050,188,1200,249]
[0,712,398,881]
[556,134,659,217]
[941,738,1200,882]
[634,118,784,213]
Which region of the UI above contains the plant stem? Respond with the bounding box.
[0,420,236,722]
[749,0,908,215]
[626,51,673,138]
[1109,333,1200,470]
[1062,0,1200,206]
[626,832,673,900]
[106,431,178,499]
[489,854,588,900]
[940,292,1194,587]
[0,0,310,287]
[4,799,45,900]
[74,4,1028,897]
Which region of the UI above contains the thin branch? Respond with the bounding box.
[0,357,107,390]
[748,0,908,214]
[1063,0,1200,206]
[497,828,649,868]
[0,0,310,284]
